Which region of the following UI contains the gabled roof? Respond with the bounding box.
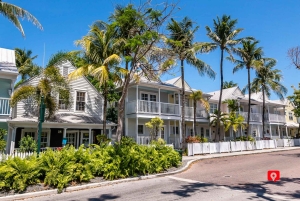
[207,86,243,101]
[164,76,192,91]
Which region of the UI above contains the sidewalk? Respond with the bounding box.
[182,146,300,161]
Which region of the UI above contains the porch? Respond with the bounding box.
[0,97,10,115]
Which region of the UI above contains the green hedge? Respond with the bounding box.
[0,137,181,193]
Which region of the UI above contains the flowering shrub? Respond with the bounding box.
[235,136,255,142]
[185,136,208,143]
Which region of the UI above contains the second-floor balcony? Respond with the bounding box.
[0,98,10,115]
[126,100,207,118]
[238,111,285,123]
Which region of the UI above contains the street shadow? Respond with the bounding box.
[161,177,300,200]
[161,182,214,197]
[225,177,300,201]
[87,193,120,201]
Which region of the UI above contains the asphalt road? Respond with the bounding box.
[25,149,300,201]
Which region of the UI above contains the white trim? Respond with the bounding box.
[138,124,145,135]
[139,91,158,101]
[74,90,87,112]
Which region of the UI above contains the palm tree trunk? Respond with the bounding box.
[193,99,196,136]
[116,61,130,143]
[181,59,186,149]
[103,84,107,137]
[247,67,251,136]
[217,49,224,141]
[262,86,265,138]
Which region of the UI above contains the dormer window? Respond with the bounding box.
[76,92,86,111]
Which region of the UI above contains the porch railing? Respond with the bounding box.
[161,102,179,115]
[238,112,262,122]
[0,98,10,115]
[126,100,179,115]
[267,113,286,123]
[185,107,208,119]
[137,136,151,145]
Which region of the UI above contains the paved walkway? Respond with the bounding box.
[182,146,300,161]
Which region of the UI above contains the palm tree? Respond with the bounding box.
[190,90,209,136]
[223,81,238,89]
[14,48,42,87]
[230,40,263,135]
[209,109,227,141]
[0,0,42,36]
[224,113,245,139]
[206,15,248,141]
[223,99,240,113]
[251,58,287,138]
[10,52,70,119]
[68,22,124,137]
[167,17,216,149]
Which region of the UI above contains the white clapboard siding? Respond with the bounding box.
[14,60,104,119]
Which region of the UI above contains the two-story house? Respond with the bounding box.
[0,48,18,148]
[6,60,115,154]
[207,86,287,140]
[124,76,211,148]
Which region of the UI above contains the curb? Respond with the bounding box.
[1,147,299,201]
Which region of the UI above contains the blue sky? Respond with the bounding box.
[1,0,300,99]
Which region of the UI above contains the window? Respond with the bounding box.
[206,129,209,137]
[150,94,156,102]
[289,112,293,120]
[138,125,144,134]
[209,103,218,113]
[24,132,35,138]
[41,132,48,148]
[274,110,280,115]
[173,126,179,134]
[141,93,148,101]
[76,92,86,111]
[59,94,68,110]
[201,127,204,136]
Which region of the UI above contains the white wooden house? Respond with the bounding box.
[6,61,115,154]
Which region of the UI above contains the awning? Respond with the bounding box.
[286,122,299,128]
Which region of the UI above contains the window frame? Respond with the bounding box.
[289,112,293,120]
[75,91,86,112]
[140,91,158,102]
[138,125,144,135]
[209,103,218,114]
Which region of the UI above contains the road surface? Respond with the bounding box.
[25,149,300,201]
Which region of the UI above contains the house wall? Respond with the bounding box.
[0,78,11,98]
[127,87,169,103]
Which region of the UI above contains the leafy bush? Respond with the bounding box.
[0,156,40,192]
[19,135,37,152]
[235,136,255,142]
[185,136,208,143]
[0,128,6,152]
[0,141,181,193]
[96,134,111,146]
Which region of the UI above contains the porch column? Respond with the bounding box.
[109,127,112,139]
[8,126,16,154]
[136,85,139,113]
[125,117,128,136]
[278,125,280,139]
[269,124,272,139]
[179,120,182,148]
[136,117,138,143]
[286,126,289,138]
[168,120,170,143]
[267,105,270,122]
[88,128,92,145]
[76,131,80,148]
[178,91,181,116]
[158,88,161,115]
[174,120,176,147]
[209,126,212,140]
[63,128,67,147]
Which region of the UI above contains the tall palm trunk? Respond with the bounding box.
[181,59,186,149]
[262,86,266,138]
[193,99,196,136]
[102,83,107,137]
[247,67,251,136]
[217,49,224,141]
[116,61,130,143]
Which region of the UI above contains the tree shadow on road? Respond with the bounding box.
[161,182,214,197]
[87,193,120,201]
[226,177,300,201]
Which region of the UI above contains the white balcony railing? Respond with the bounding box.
[238,112,262,122]
[185,107,208,119]
[137,136,151,145]
[0,98,10,115]
[267,113,286,123]
[161,102,179,115]
[126,100,179,115]
[138,100,159,113]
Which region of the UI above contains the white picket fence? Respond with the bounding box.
[0,151,36,161]
[187,139,299,156]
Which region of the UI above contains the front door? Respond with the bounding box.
[66,132,77,147]
[81,132,90,147]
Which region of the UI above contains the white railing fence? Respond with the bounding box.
[185,107,207,119]
[160,102,179,115]
[137,136,151,145]
[138,100,159,113]
[0,97,10,115]
[187,139,299,156]
[0,150,35,161]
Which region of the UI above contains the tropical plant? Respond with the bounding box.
[0,156,40,192]
[209,109,228,141]
[288,84,300,136]
[0,0,42,36]
[250,58,287,137]
[166,17,215,148]
[68,22,124,137]
[189,90,209,136]
[14,48,42,82]
[223,99,240,113]
[96,134,111,147]
[223,81,238,89]
[0,128,6,152]
[108,3,176,143]
[19,135,37,152]
[10,52,71,120]
[145,117,164,141]
[230,40,263,134]
[206,15,248,141]
[224,113,245,139]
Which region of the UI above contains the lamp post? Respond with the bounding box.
[37,96,45,156]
